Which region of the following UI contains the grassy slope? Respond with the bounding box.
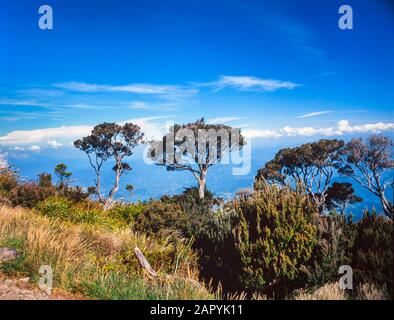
[0,205,214,300]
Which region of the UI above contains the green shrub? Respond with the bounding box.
[299,212,356,288]
[0,167,18,197]
[36,196,73,219]
[36,197,105,225]
[192,206,243,293]
[352,211,393,297]
[108,202,146,225]
[134,200,187,238]
[232,183,318,297]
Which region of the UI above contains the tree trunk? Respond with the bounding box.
[198,175,206,199]
[380,195,393,219]
[104,166,121,210]
[96,171,104,203]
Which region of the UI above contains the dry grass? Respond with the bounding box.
[292,282,390,300]
[355,283,389,300]
[292,283,347,300]
[0,205,214,300]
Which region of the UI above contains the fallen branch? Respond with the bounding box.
[134,246,158,278]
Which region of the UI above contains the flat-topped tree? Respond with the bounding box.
[255,139,345,212]
[74,122,144,209]
[148,118,245,199]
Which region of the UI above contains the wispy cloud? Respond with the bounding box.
[130,101,150,109]
[243,120,394,138]
[206,116,243,124]
[268,15,325,58]
[0,98,48,107]
[53,81,198,98]
[298,110,332,118]
[315,72,336,79]
[203,75,301,92]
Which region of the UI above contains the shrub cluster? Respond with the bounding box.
[1,161,392,300]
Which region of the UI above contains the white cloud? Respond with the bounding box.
[0,125,92,146]
[121,116,170,140]
[243,120,394,138]
[53,81,197,98]
[206,117,243,124]
[298,110,332,118]
[243,129,282,138]
[0,117,169,147]
[0,151,8,167]
[130,101,150,109]
[28,145,41,152]
[47,140,63,149]
[206,75,301,92]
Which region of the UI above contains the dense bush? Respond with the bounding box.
[133,200,187,238]
[35,196,102,224]
[299,212,355,288]
[0,167,18,197]
[232,183,318,297]
[10,182,55,208]
[160,187,220,237]
[351,211,393,297]
[108,202,146,225]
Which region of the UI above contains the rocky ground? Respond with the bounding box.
[0,247,82,300]
[0,273,85,300]
[0,272,85,300]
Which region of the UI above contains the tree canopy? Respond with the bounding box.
[74,122,143,208]
[148,118,245,199]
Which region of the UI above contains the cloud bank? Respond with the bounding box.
[243,120,394,138]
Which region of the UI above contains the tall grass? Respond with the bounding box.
[0,205,214,300]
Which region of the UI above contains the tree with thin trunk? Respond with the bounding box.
[339,134,393,219]
[54,163,72,188]
[255,139,345,212]
[148,118,245,199]
[74,122,143,209]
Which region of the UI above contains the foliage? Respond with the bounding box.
[339,134,394,218]
[54,163,72,187]
[148,118,245,199]
[108,202,146,225]
[0,167,18,197]
[324,182,362,213]
[74,122,144,207]
[351,211,393,296]
[255,139,344,212]
[232,183,318,297]
[299,212,355,288]
[10,181,56,208]
[133,200,187,238]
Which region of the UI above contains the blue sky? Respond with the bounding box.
[0,0,393,190]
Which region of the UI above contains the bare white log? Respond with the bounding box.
[134,246,157,277]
